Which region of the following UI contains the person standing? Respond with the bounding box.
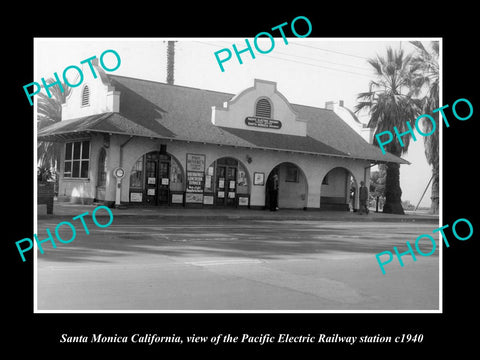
[350,185,356,212]
[269,173,279,211]
[358,181,369,215]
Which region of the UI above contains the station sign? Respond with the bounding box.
[245,116,282,129]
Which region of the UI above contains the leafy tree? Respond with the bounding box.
[355,48,421,214]
[37,80,71,172]
[409,41,440,214]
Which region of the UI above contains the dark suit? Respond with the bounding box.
[359,185,368,214]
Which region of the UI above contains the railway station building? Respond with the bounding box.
[37,61,407,211]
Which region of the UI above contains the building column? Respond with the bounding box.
[104,135,121,205]
[304,166,322,210]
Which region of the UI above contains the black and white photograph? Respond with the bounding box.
[6,7,478,355]
[32,37,442,312]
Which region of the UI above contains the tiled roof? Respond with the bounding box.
[37,75,408,164]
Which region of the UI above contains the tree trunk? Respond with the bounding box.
[383,162,405,215]
[430,164,439,214]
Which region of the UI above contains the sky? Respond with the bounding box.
[34,37,440,207]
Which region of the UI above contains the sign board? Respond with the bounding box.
[245,116,282,129]
[185,193,203,203]
[130,192,143,202]
[203,195,214,205]
[186,153,206,199]
[186,153,206,172]
[205,175,212,189]
[113,167,125,179]
[239,197,249,206]
[172,194,183,204]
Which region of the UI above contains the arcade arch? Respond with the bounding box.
[320,166,358,211]
[204,156,251,207]
[266,162,308,210]
[128,150,184,205]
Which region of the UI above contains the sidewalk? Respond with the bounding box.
[37,200,439,223]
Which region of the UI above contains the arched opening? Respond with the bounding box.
[266,162,308,210]
[205,157,250,207]
[320,167,357,211]
[128,150,184,205]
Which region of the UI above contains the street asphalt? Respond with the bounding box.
[35,201,441,312]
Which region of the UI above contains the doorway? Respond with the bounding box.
[145,152,170,205]
[266,162,307,209]
[215,164,237,207]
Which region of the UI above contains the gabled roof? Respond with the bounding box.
[37,75,408,164]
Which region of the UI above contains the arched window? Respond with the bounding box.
[81,85,90,106]
[255,98,272,118]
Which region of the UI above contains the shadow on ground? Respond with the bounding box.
[36,218,439,264]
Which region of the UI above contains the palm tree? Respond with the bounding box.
[37,79,71,172]
[409,41,440,214]
[355,47,421,215]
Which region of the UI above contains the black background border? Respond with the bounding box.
[6,5,477,355]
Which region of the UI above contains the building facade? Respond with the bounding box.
[38,62,407,211]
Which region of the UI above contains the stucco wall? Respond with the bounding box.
[57,133,370,209]
[321,167,348,198]
[61,62,119,121]
[57,133,104,203]
[212,79,307,137]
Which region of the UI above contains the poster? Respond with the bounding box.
[186,153,205,172]
[161,178,169,185]
[186,153,205,201]
[238,197,249,206]
[203,195,214,205]
[147,177,156,185]
[171,194,183,204]
[130,192,142,202]
[254,172,265,186]
[185,193,203,203]
[205,175,211,189]
[237,170,247,186]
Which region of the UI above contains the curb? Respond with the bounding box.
[37,212,439,224]
[37,202,439,224]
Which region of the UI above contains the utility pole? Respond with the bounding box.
[167,41,175,85]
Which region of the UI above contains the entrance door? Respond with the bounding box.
[145,159,157,205]
[215,165,237,206]
[145,154,170,205]
[158,160,170,205]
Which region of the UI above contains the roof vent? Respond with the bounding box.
[255,98,272,118]
[81,85,90,106]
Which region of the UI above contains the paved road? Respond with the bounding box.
[36,217,440,311]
